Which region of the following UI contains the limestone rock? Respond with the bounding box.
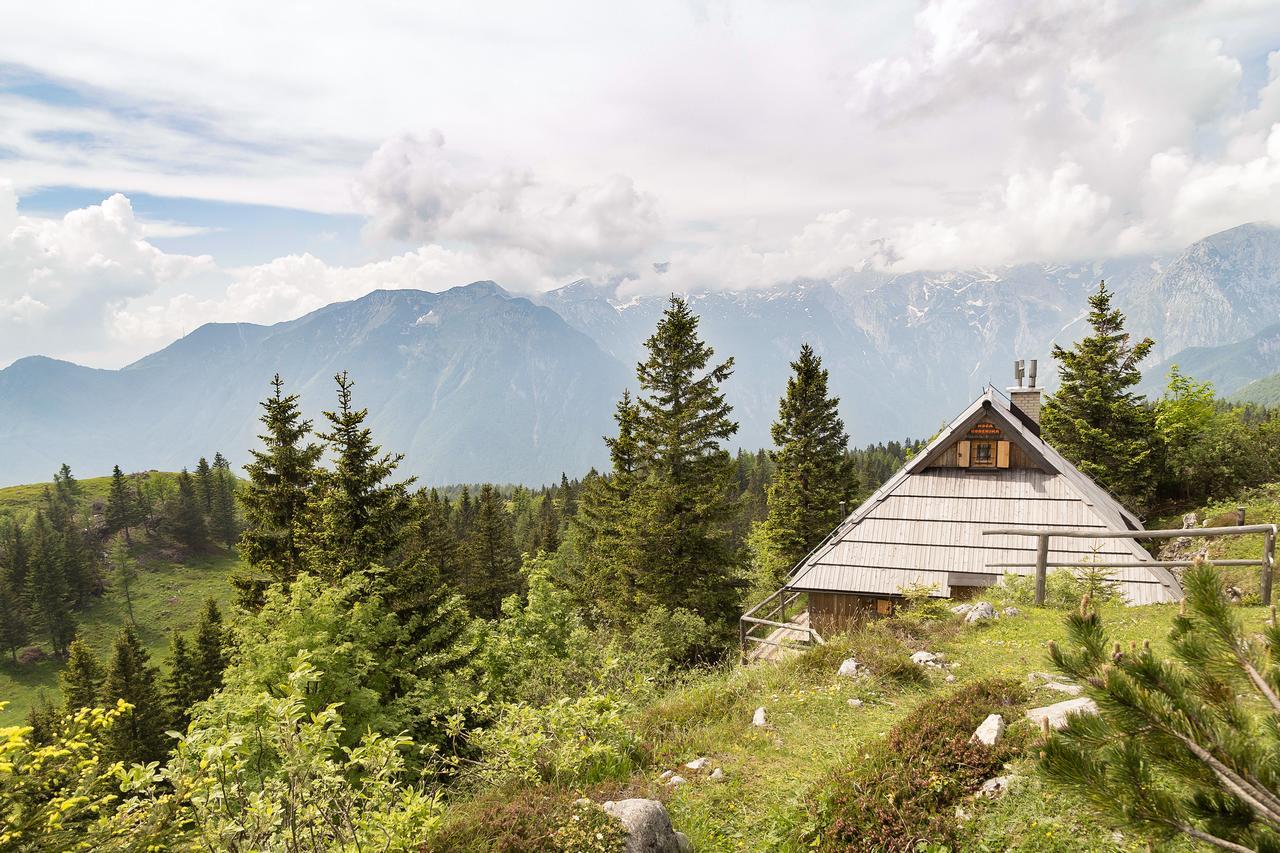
[1001,607,1022,617]
[837,658,862,678]
[684,757,709,771]
[950,603,974,615]
[709,767,725,781]
[752,706,768,727]
[659,769,674,781]
[666,775,688,787]
[846,698,864,708]
[979,776,1012,798]
[604,799,692,853]
[1041,681,1083,696]
[945,674,957,682]
[970,713,1006,746]
[1025,697,1098,730]
[910,651,939,666]
[964,602,998,623]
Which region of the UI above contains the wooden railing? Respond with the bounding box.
[982,523,1278,605]
[739,588,825,663]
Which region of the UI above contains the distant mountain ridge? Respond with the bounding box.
[2,223,1279,487]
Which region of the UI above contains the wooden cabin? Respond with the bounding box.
[758,373,1182,639]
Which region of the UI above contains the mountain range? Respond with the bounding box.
[2,222,1280,487]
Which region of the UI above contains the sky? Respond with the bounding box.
[3,0,1280,368]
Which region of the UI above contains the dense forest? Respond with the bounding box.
[6,283,1280,850]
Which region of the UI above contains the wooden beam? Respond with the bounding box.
[1034,533,1049,607]
[1265,529,1276,607]
[983,524,1278,540]
[988,559,1266,569]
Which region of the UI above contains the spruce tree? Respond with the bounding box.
[461,484,521,618]
[109,535,139,628]
[189,598,228,702]
[164,630,198,727]
[59,637,104,712]
[558,472,577,519]
[534,492,560,553]
[1041,281,1157,510]
[102,626,169,765]
[1041,561,1280,850]
[405,489,460,590]
[105,465,139,543]
[303,372,413,579]
[613,296,742,632]
[166,469,208,551]
[210,456,238,548]
[2,521,29,595]
[0,577,29,663]
[236,375,324,604]
[754,344,857,588]
[194,456,214,513]
[42,477,95,608]
[25,511,76,658]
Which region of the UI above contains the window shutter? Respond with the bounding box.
[956,440,971,468]
[996,440,1010,468]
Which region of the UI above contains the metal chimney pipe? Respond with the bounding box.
[1014,359,1025,387]
[1028,359,1038,388]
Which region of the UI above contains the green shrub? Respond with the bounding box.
[428,785,640,853]
[996,566,1122,609]
[791,621,928,686]
[469,693,642,787]
[805,678,1029,852]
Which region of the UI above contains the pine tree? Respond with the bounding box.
[1041,561,1280,850]
[194,456,214,513]
[534,492,560,553]
[165,630,198,727]
[210,455,238,548]
[25,511,76,658]
[405,490,460,589]
[303,372,413,579]
[59,637,104,712]
[42,473,95,608]
[236,375,324,605]
[461,484,521,618]
[104,465,139,544]
[2,521,30,595]
[109,534,139,628]
[101,626,169,765]
[754,344,857,588]
[168,469,208,551]
[189,598,227,703]
[1041,281,1157,511]
[558,472,577,519]
[0,577,29,663]
[599,296,742,633]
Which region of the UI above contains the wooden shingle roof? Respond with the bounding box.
[785,388,1181,605]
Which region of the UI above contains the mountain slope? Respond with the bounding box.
[0,283,629,486]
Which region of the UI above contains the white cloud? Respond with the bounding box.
[354,132,662,275]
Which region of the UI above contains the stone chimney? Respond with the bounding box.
[1008,359,1042,426]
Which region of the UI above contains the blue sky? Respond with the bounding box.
[2,1,1280,368]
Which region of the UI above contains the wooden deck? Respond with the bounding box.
[745,610,813,663]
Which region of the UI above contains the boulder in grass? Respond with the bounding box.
[979,776,1012,798]
[1041,681,1084,696]
[1001,607,1022,617]
[752,706,768,727]
[964,602,998,623]
[837,658,862,678]
[604,799,693,853]
[684,757,709,771]
[709,767,725,782]
[1025,697,1098,730]
[910,651,940,666]
[666,775,688,787]
[969,713,1006,746]
[950,603,974,615]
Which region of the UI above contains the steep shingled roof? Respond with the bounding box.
[785,388,1181,605]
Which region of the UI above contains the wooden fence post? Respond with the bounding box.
[1264,529,1275,607]
[1237,506,1247,526]
[1035,534,1049,606]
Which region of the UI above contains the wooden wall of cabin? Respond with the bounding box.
[809,591,894,634]
[927,418,1040,470]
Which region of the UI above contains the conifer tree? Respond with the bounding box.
[1041,562,1280,851]
[0,577,29,663]
[59,637,104,712]
[534,492,560,553]
[25,511,76,658]
[303,372,413,579]
[210,455,238,547]
[109,535,139,628]
[104,465,139,543]
[236,375,324,604]
[558,472,577,519]
[190,598,228,702]
[102,626,169,765]
[753,344,857,588]
[194,456,214,513]
[2,521,29,595]
[1041,281,1157,510]
[42,475,95,608]
[169,469,208,551]
[405,489,459,588]
[165,630,198,727]
[461,484,521,618]
[601,296,742,633]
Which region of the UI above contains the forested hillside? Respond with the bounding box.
[7,286,1280,851]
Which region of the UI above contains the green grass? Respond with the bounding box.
[0,471,180,521]
[0,546,240,725]
[1155,482,1280,596]
[614,603,1266,851]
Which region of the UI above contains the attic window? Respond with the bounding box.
[956,425,1011,469]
